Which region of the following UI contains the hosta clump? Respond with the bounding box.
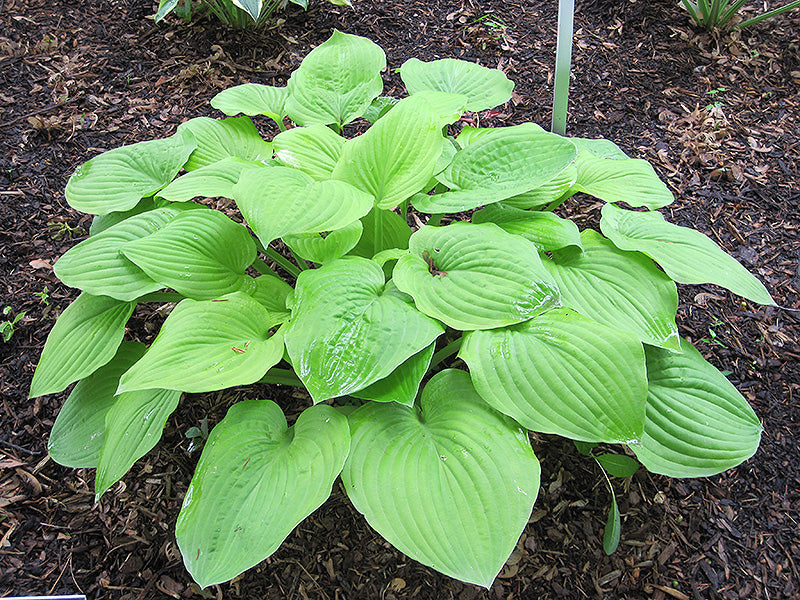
[32,30,772,589]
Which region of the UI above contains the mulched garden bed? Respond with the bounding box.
[1,0,798,598]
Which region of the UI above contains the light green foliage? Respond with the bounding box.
[1,307,26,342]
[32,32,771,589]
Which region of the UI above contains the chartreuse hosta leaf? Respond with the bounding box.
[362,96,399,124]
[332,92,465,210]
[461,308,647,443]
[176,401,350,588]
[632,339,761,477]
[349,208,412,259]
[210,83,288,124]
[542,230,680,350]
[413,124,577,213]
[569,138,673,209]
[285,30,386,127]
[600,203,774,305]
[342,369,540,588]
[118,292,285,394]
[48,342,145,468]
[30,293,136,398]
[283,258,444,402]
[233,165,373,246]
[393,223,560,330]
[273,124,345,180]
[250,275,292,319]
[65,130,196,214]
[176,117,272,171]
[122,210,257,300]
[283,221,363,265]
[472,203,582,251]
[501,165,578,210]
[157,157,263,202]
[89,197,157,236]
[54,204,202,301]
[351,343,434,406]
[400,57,514,112]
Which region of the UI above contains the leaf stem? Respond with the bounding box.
[259,367,304,387]
[373,208,384,257]
[431,336,463,368]
[135,291,185,303]
[289,249,311,270]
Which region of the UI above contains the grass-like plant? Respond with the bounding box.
[156,0,351,29]
[680,0,800,30]
[30,31,772,590]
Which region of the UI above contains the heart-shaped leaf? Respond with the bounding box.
[283,257,444,402]
[285,30,386,126]
[472,204,582,251]
[122,210,257,300]
[30,293,136,398]
[631,339,762,477]
[332,93,464,210]
[157,157,263,202]
[176,401,350,588]
[64,130,196,214]
[542,230,680,350]
[600,203,774,305]
[392,223,560,330]
[176,117,272,171]
[283,221,363,264]
[118,293,285,394]
[210,83,288,124]
[400,57,514,112]
[461,308,647,443]
[48,342,145,468]
[273,124,345,180]
[233,165,373,246]
[412,124,577,213]
[342,369,540,588]
[351,343,434,406]
[55,204,201,301]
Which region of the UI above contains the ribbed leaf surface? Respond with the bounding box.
[48,342,145,468]
[342,369,540,588]
[632,339,762,477]
[54,205,199,301]
[64,131,196,214]
[472,204,582,251]
[393,223,560,330]
[542,230,680,350]
[461,308,647,443]
[233,165,373,245]
[400,57,514,112]
[210,83,288,122]
[177,117,272,171]
[118,293,285,394]
[283,258,444,402]
[273,124,345,180]
[122,210,257,300]
[600,203,774,305]
[30,293,136,397]
[177,401,350,588]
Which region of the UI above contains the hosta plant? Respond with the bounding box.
[31,31,772,590]
[156,0,351,29]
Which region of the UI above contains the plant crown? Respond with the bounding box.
[32,30,773,589]
[156,0,352,29]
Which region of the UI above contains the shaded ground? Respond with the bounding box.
[1,0,798,598]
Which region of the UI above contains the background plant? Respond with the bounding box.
[156,0,352,29]
[31,31,772,590]
[680,0,800,30]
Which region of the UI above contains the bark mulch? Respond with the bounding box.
[1,0,798,598]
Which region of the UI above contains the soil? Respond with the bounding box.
[1,0,798,599]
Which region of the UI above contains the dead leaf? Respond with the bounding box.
[29,259,52,270]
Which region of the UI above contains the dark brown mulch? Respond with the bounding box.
[1,0,798,598]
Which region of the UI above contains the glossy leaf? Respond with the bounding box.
[48,342,145,468]
[631,339,762,477]
[351,343,434,406]
[176,401,350,588]
[283,258,444,402]
[118,293,285,394]
[55,205,199,301]
[64,131,196,214]
[122,210,257,300]
[210,83,288,123]
[472,203,582,251]
[285,30,386,126]
[461,308,647,443]
[342,369,540,588]
[157,157,261,202]
[273,124,345,180]
[30,293,136,397]
[393,223,560,330]
[401,57,514,112]
[600,203,774,305]
[233,165,373,246]
[284,221,363,264]
[542,230,680,350]
[413,124,577,213]
[176,117,272,171]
